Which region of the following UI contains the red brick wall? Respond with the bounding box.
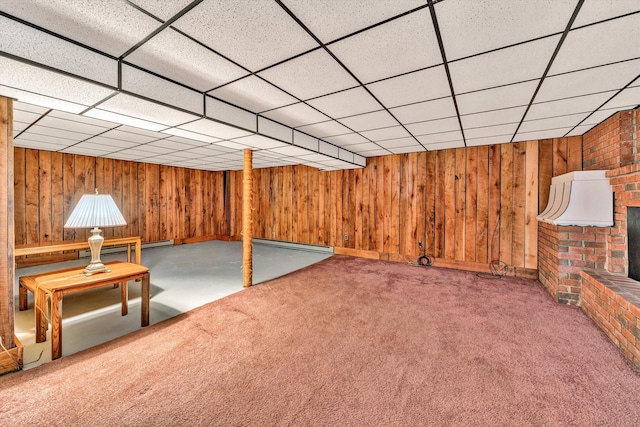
[538,222,609,305]
[583,109,638,171]
[581,269,640,369]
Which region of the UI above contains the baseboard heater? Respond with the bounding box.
[79,240,174,258]
[253,238,334,254]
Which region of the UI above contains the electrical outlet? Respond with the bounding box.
[344,234,349,241]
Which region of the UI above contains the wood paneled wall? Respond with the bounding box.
[14,148,238,248]
[252,137,582,273]
[14,137,581,274]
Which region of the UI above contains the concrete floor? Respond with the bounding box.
[14,240,332,369]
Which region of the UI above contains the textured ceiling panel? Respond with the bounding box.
[405,117,460,136]
[0,0,162,57]
[389,97,457,124]
[550,13,640,75]
[295,120,352,139]
[435,0,576,60]
[536,58,640,102]
[208,76,297,113]
[464,123,519,140]
[258,49,358,100]
[416,130,463,145]
[127,0,194,22]
[178,118,252,140]
[173,0,318,71]
[281,0,425,43]
[601,84,640,110]
[449,35,560,94]
[162,128,220,143]
[338,110,398,132]
[367,66,450,108]
[456,80,538,115]
[572,1,640,28]
[360,126,411,141]
[525,91,615,121]
[0,16,117,87]
[329,8,440,83]
[260,102,330,128]
[460,106,527,129]
[322,133,369,147]
[125,28,248,92]
[97,93,199,127]
[518,112,589,133]
[307,87,381,119]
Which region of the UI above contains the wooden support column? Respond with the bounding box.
[243,149,253,287]
[0,96,21,374]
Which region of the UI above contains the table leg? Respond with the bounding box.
[121,281,128,316]
[35,290,48,343]
[50,292,63,360]
[141,272,150,327]
[19,282,28,311]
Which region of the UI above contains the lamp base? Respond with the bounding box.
[82,262,111,276]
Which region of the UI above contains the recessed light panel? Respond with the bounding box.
[329,8,440,83]
[208,76,297,113]
[173,0,318,71]
[83,108,167,132]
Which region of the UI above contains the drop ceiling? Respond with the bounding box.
[1,0,639,171]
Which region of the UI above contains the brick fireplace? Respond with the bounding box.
[537,106,640,369]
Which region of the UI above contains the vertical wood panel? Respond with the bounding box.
[25,149,39,245]
[488,145,501,262]
[454,148,466,261]
[443,149,456,260]
[424,151,436,256]
[476,146,489,264]
[465,147,477,262]
[14,148,25,246]
[50,152,64,243]
[567,136,583,172]
[511,142,526,268]
[434,151,446,258]
[553,138,568,176]
[525,140,539,269]
[499,144,514,265]
[538,139,553,213]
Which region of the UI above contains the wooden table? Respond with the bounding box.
[19,261,150,360]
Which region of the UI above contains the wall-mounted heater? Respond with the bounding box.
[536,170,613,227]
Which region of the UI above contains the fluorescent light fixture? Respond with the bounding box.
[83,108,168,132]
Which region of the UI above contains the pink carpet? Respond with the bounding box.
[1,255,639,426]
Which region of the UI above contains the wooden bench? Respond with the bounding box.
[15,236,142,266]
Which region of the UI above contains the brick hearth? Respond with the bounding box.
[537,106,640,369]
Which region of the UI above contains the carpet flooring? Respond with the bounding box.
[1,255,640,426]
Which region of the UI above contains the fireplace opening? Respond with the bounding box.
[627,207,640,281]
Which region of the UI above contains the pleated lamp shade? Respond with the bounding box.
[64,194,126,228]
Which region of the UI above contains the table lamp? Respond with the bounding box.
[64,190,127,276]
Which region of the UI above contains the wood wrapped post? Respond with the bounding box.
[0,96,21,374]
[243,149,253,287]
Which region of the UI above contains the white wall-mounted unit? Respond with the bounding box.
[537,170,613,227]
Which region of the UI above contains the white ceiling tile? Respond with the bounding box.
[258,116,292,143]
[231,135,287,150]
[537,58,640,102]
[390,97,457,124]
[100,128,163,144]
[343,142,385,153]
[514,128,574,141]
[16,131,77,146]
[161,128,220,143]
[121,64,203,114]
[36,115,112,136]
[281,0,426,43]
[307,87,381,118]
[124,145,175,155]
[322,133,369,146]
[14,101,50,115]
[128,0,193,21]
[601,84,640,111]
[1,0,163,57]
[47,109,119,129]
[97,93,198,127]
[573,1,640,28]
[260,102,329,128]
[69,141,118,153]
[13,138,67,151]
[174,0,318,71]
[388,145,425,154]
[356,148,389,157]
[126,28,248,92]
[258,49,358,100]
[464,123,519,140]
[551,13,640,75]
[296,120,352,139]
[460,106,527,129]
[456,80,538,115]
[367,66,450,108]
[329,8,441,83]
[360,126,410,141]
[435,0,576,60]
[526,91,616,121]
[115,125,168,139]
[268,145,313,157]
[449,35,561,93]
[208,76,297,113]
[565,124,595,137]
[466,135,513,147]
[338,148,354,162]
[144,140,196,151]
[107,152,146,161]
[0,16,117,87]
[83,108,167,132]
[519,113,589,133]
[416,131,463,145]
[205,97,257,132]
[213,140,251,151]
[406,117,460,136]
[293,131,319,151]
[62,145,111,156]
[376,137,418,149]
[13,109,45,126]
[84,136,139,150]
[0,57,116,112]
[424,141,465,151]
[0,85,86,114]
[297,153,333,162]
[178,118,252,140]
[183,146,227,157]
[339,110,398,132]
[319,140,339,157]
[581,108,623,126]
[13,122,30,135]
[24,124,88,141]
